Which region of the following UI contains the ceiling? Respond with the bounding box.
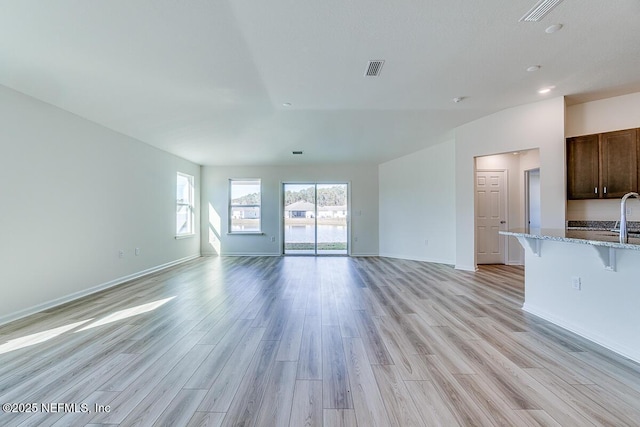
[2,0,640,166]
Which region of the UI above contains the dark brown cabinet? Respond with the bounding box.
[600,129,638,198]
[566,128,638,200]
[567,134,599,199]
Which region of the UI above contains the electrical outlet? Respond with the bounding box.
[571,276,581,290]
[425,239,429,246]
[135,248,140,256]
[118,250,124,258]
[354,236,358,242]
[270,236,276,243]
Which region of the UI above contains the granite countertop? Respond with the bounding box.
[500,228,640,250]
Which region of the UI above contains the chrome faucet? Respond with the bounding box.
[620,192,639,243]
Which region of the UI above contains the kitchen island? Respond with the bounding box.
[501,228,640,363]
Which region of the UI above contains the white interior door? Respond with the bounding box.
[476,170,507,264]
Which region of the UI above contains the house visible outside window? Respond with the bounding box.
[229,179,261,233]
[176,172,195,237]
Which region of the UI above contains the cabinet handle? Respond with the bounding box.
[604,186,607,194]
[595,187,598,194]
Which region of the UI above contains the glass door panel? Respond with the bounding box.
[284,183,316,254]
[317,184,348,255]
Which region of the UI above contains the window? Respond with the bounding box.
[176,172,195,236]
[229,179,261,233]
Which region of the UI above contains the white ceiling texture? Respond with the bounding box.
[2,0,640,166]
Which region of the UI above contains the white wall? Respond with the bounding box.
[523,238,640,363]
[455,97,566,270]
[567,199,640,222]
[566,91,640,137]
[566,91,640,222]
[201,164,378,256]
[0,85,201,324]
[379,140,456,264]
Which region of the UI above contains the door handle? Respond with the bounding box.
[500,220,506,224]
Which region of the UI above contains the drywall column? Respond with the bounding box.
[454,97,565,270]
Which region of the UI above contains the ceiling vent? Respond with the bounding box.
[365,60,384,77]
[519,0,565,22]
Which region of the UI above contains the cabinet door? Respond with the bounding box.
[567,134,599,199]
[600,129,638,198]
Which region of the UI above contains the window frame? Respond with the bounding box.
[228,178,262,234]
[176,172,195,238]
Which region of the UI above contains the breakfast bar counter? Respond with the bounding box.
[500,228,640,363]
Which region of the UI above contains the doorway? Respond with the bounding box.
[475,170,507,264]
[525,168,541,233]
[283,183,348,255]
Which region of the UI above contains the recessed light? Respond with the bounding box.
[282,102,292,107]
[526,65,541,72]
[545,23,563,34]
[538,86,555,94]
[512,152,520,155]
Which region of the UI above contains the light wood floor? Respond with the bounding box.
[1,256,640,426]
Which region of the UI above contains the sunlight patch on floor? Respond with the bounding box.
[76,296,176,332]
[0,319,93,355]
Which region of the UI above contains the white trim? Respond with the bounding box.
[0,254,200,327]
[221,252,282,257]
[523,303,640,364]
[379,253,454,265]
[455,264,478,272]
[175,233,196,239]
[227,232,264,235]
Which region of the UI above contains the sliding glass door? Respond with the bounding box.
[283,183,348,255]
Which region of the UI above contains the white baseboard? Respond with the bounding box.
[523,303,640,364]
[379,252,454,265]
[0,254,201,327]
[222,252,282,257]
[454,264,478,272]
[205,251,377,258]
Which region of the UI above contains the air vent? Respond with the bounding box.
[292,151,303,155]
[365,60,385,77]
[519,0,564,22]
